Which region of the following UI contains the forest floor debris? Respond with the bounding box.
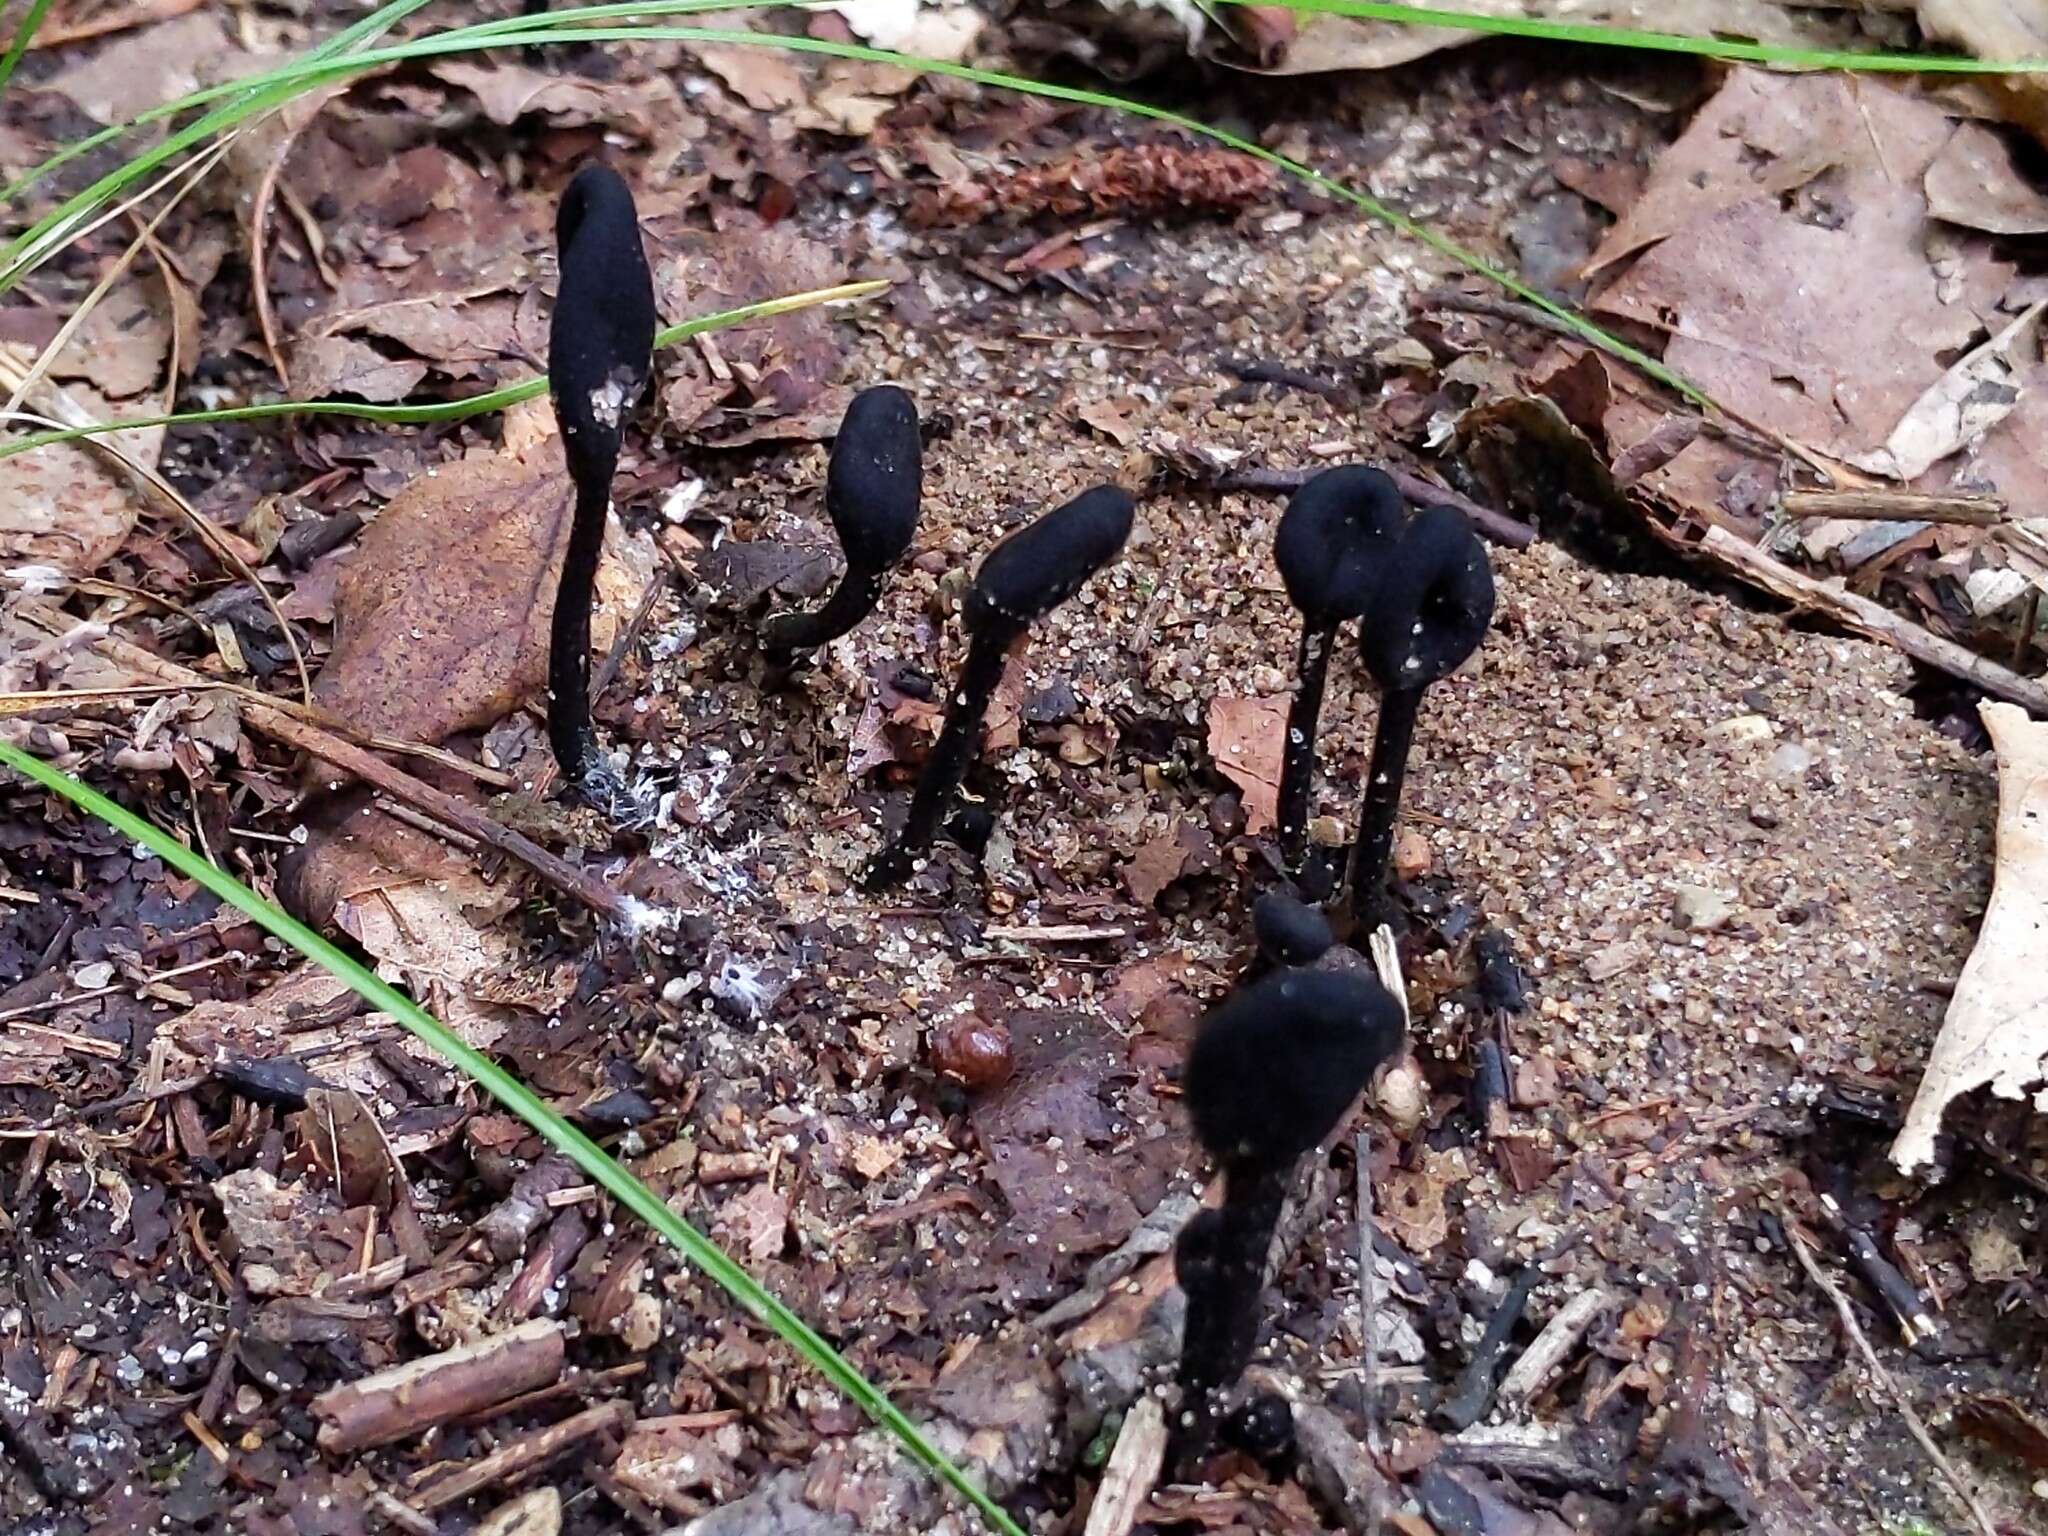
[3,6,2047,1536]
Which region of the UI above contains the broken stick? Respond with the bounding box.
[11,599,647,927]
[411,1399,631,1513]
[310,1318,566,1453]
[1786,1225,1997,1536]
[1700,526,2048,716]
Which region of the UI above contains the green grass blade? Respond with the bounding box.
[0,0,770,233]
[1210,0,2048,72]
[1,20,1714,405]
[0,739,1029,1536]
[1,0,444,280]
[0,277,887,461]
[497,24,1716,408]
[0,0,55,102]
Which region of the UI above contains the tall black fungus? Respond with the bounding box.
[760,385,923,661]
[1271,467,1402,867]
[1339,504,1494,931]
[546,162,656,814]
[1174,965,1404,1466]
[861,485,1134,891]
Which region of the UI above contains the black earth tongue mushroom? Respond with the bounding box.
[1338,503,1495,936]
[1272,466,1403,869]
[759,385,923,664]
[1173,964,1405,1471]
[546,162,656,820]
[860,484,1134,890]
[1246,889,1333,978]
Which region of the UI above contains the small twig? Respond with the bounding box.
[410,1400,631,1512]
[1209,463,1536,550]
[1782,489,2007,527]
[1355,1130,1383,1536]
[1421,287,1592,347]
[1786,1223,1998,1536]
[1701,525,2048,716]
[13,600,644,926]
[591,567,668,702]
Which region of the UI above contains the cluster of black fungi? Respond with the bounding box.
[542,163,1498,1470]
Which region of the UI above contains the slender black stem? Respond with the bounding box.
[861,631,1012,890]
[1175,1168,1288,1471]
[1340,686,1422,932]
[547,474,612,792]
[759,564,884,657]
[1277,621,1335,868]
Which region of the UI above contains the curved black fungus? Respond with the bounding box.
[760,385,923,658]
[968,485,1136,635]
[862,485,1135,890]
[1173,964,1403,1466]
[1222,1393,1297,1467]
[1340,504,1495,932]
[546,163,656,814]
[1272,467,1403,865]
[1250,890,1333,973]
[1185,966,1404,1179]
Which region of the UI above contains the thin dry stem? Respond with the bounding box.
[1786,1223,1999,1536]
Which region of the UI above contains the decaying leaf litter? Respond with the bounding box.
[5,2,2048,1533]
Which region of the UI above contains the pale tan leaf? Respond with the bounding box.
[1894,701,2048,1172]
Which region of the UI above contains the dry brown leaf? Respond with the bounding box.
[1894,701,2048,1172]
[1591,72,2011,464]
[1123,825,1192,907]
[1854,301,2044,482]
[1206,693,1287,834]
[291,334,431,404]
[1582,71,1855,278]
[1076,396,1141,447]
[1918,0,2048,146]
[430,59,676,136]
[717,1183,790,1264]
[0,377,164,581]
[312,434,651,755]
[1228,0,1878,77]
[1925,121,2048,235]
[43,11,229,124]
[291,806,558,1054]
[1380,1159,1451,1255]
[652,219,844,432]
[691,42,809,112]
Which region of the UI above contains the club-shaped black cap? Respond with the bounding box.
[827,385,923,573]
[550,163,657,468]
[1184,965,1404,1178]
[1274,465,1403,626]
[1359,504,1495,692]
[967,485,1135,637]
[1251,892,1334,969]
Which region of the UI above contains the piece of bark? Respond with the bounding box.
[412,1400,631,1513]
[1083,1396,1167,1536]
[479,1154,585,1260]
[310,1318,565,1452]
[1496,1288,1612,1412]
[501,1207,592,1322]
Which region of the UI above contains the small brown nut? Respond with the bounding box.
[931,1014,1014,1093]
